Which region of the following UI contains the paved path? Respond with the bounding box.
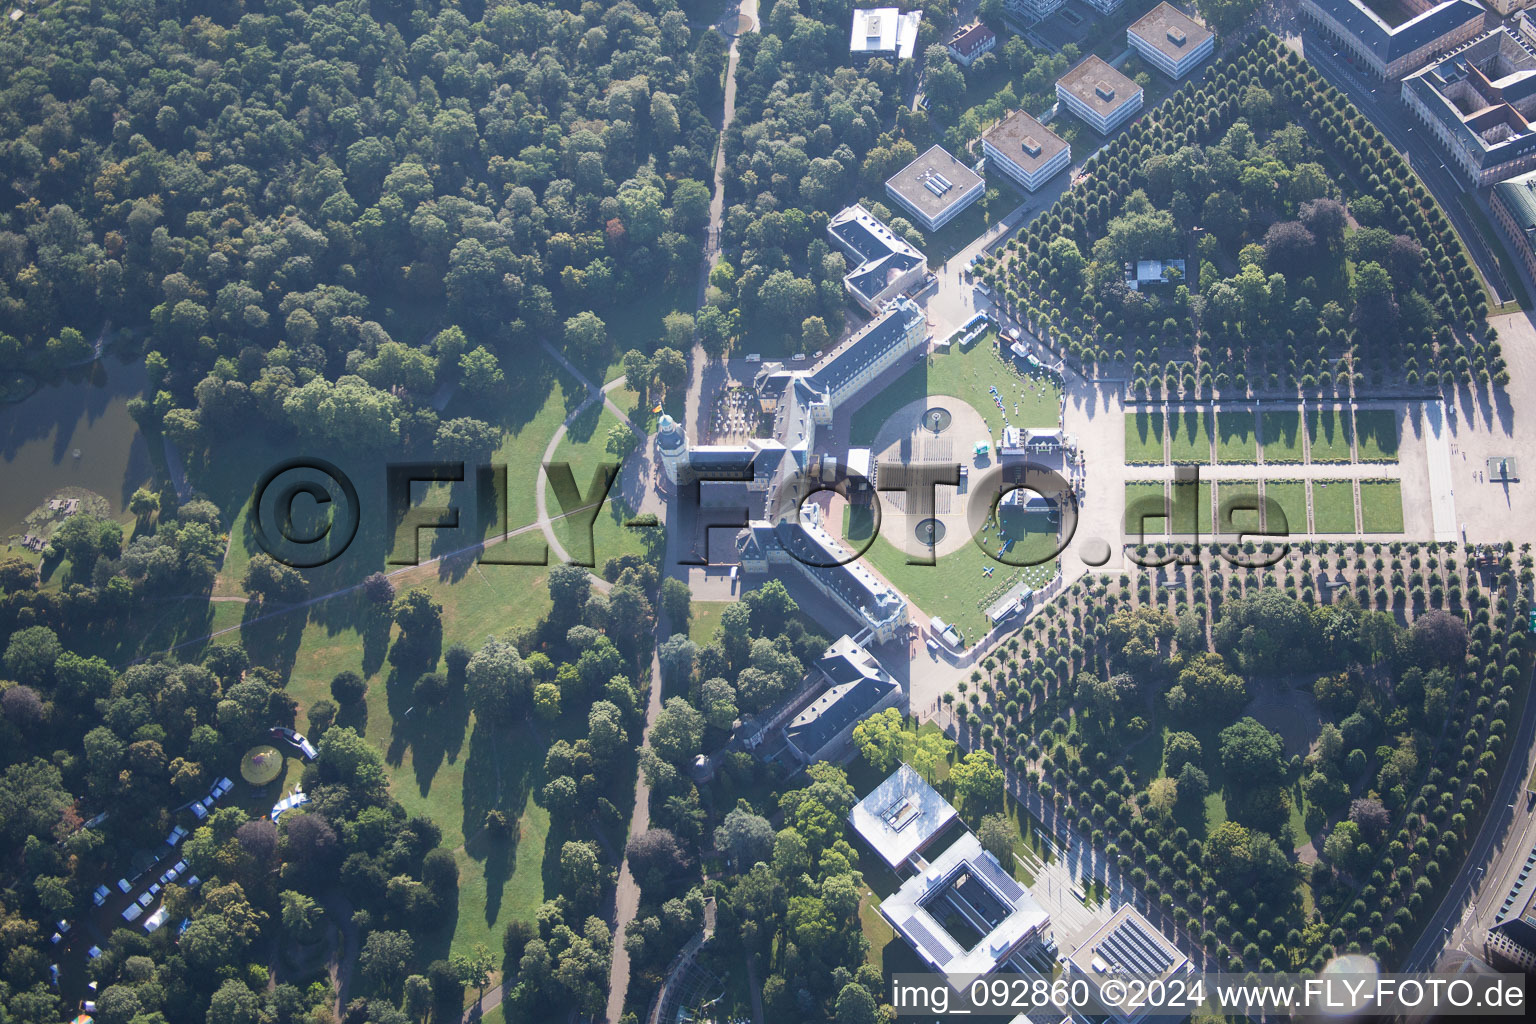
[535,339,641,564]
[1421,401,1458,542]
[603,611,670,1023]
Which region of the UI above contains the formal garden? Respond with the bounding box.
[972,32,1504,398]
[934,540,1532,973]
[1123,403,1399,467]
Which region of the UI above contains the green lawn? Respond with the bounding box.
[1311,480,1358,533]
[1308,408,1354,463]
[1124,412,1165,464]
[1354,410,1400,462]
[1166,409,1213,464]
[549,403,654,569]
[279,562,567,960]
[843,502,876,542]
[857,525,1058,641]
[848,331,1062,446]
[1260,409,1304,463]
[1216,409,1258,463]
[1215,480,1263,537]
[859,889,897,973]
[1124,481,1167,538]
[1264,481,1309,537]
[688,600,732,646]
[898,177,1029,266]
[1170,477,1212,537]
[1359,480,1405,533]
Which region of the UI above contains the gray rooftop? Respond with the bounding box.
[1128,3,1213,62]
[850,763,959,868]
[982,110,1069,175]
[1309,0,1486,63]
[1057,56,1141,119]
[885,144,984,222]
[785,637,898,759]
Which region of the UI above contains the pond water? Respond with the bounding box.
[0,356,151,535]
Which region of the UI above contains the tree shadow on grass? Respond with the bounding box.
[240,598,307,676]
[387,682,472,800]
[463,719,541,933]
[335,698,369,737]
[563,399,604,446]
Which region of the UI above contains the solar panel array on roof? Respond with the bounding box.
[1099,916,1174,975]
[971,849,1026,903]
[904,915,954,965]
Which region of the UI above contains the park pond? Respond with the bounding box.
[0,355,151,540]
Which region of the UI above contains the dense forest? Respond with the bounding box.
[0,0,730,456]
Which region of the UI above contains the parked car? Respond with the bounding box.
[166,825,188,847]
[136,891,154,909]
[92,885,110,906]
[211,777,234,797]
[116,878,133,894]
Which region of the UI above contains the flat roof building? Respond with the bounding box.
[1065,905,1192,1023]
[1125,258,1188,290]
[1492,168,1536,285]
[1300,0,1486,79]
[827,204,929,313]
[981,110,1071,192]
[1005,0,1068,22]
[1056,56,1144,135]
[850,764,959,868]
[850,8,923,60]
[885,145,986,232]
[947,22,997,66]
[1402,28,1536,187]
[1128,3,1215,79]
[1485,837,1536,970]
[878,832,1051,986]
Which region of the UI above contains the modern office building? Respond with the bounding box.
[850,8,923,60]
[1127,3,1215,79]
[1056,55,1144,134]
[877,832,1051,986]
[827,204,929,313]
[885,145,986,232]
[1300,0,1486,79]
[1004,0,1068,24]
[849,764,959,868]
[947,21,997,66]
[1065,904,1194,1024]
[1401,28,1536,187]
[1492,168,1536,284]
[981,110,1071,192]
